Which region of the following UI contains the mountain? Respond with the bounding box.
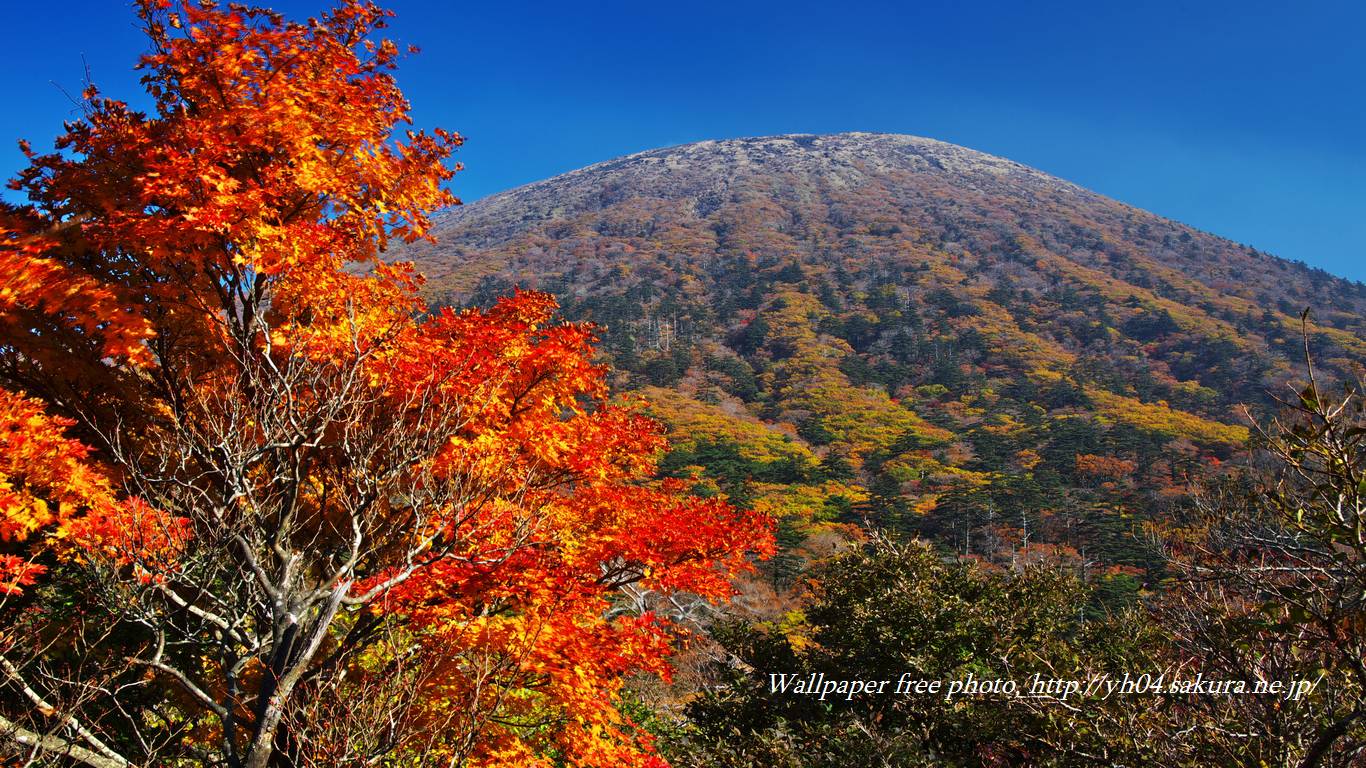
[399,132,1366,579]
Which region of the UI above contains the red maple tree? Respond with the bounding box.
[0,3,771,766]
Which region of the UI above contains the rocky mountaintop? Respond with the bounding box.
[415,132,1364,328]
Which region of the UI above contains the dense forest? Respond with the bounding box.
[407,132,1364,579]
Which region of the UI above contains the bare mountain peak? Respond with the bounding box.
[410,132,1364,333]
[567,132,1042,182]
[432,133,1105,248]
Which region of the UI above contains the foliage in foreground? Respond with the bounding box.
[671,362,1366,768]
[0,3,771,767]
[1155,363,1366,767]
[670,535,1164,767]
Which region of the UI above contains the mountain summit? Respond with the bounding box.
[416,132,1362,325]
[432,132,1086,243]
[402,133,1366,567]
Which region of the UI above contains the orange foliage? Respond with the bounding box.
[0,389,111,592]
[1074,453,1139,479]
[0,3,771,766]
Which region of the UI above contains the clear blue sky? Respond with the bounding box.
[4,1,1363,281]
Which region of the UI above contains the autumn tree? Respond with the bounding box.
[1156,351,1366,768]
[0,3,770,767]
[673,534,1167,768]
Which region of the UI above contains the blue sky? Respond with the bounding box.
[3,0,1363,280]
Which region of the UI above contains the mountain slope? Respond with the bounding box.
[400,132,1366,575]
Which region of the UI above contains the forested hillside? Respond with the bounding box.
[402,133,1366,579]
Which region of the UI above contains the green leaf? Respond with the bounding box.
[1299,386,1319,410]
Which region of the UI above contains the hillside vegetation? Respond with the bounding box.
[404,133,1365,578]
